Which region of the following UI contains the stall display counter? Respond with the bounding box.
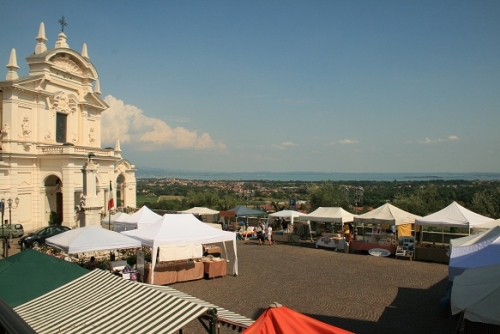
[108,260,127,272]
[316,234,346,251]
[203,259,227,279]
[204,245,222,257]
[144,260,204,285]
[349,230,396,255]
[414,245,449,264]
[273,232,300,243]
[349,240,396,255]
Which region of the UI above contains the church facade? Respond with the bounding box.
[0,22,136,231]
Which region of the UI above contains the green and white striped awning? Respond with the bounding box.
[14,270,208,334]
[145,284,255,330]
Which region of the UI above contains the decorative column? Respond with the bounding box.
[79,153,103,227]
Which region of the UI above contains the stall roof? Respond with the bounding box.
[416,201,493,228]
[243,302,353,334]
[229,206,266,217]
[449,226,500,280]
[146,284,255,330]
[354,203,420,226]
[46,225,141,254]
[300,207,356,223]
[14,269,208,334]
[115,205,161,225]
[0,250,88,308]
[179,207,220,215]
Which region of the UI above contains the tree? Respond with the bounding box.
[217,194,239,211]
[393,184,446,216]
[308,183,349,212]
[470,185,500,219]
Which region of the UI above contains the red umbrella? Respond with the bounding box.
[243,303,353,334]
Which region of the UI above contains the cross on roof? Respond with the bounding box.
[58,16,68,32]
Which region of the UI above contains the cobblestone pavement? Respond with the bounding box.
[3,238,454,334]
[175,240,453,334]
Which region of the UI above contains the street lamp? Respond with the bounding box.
[345,186,363,240]
[353,187,364,215]
[345,186,363,214]
[1,196,19,256]
[244,189,254,208]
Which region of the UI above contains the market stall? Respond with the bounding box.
[113,205,161,232]
[416,201,493,263]
[45,225,141,254]
[448,226,500,281]
[228,206,266,227]
[451,265,500,327]
[243,302,353,334]
[352,203,420,256]
[178,207,220,223]
[14,269,209,334]
[299,207,356,251]
[268,210,308,243]
[122,213,238,284]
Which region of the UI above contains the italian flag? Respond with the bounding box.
[108,181,114,210]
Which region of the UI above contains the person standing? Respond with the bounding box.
[343,223,350,242]
[86,256,98,270]
[267,223,273,245]
[257,220,266,246]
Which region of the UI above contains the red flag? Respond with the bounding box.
[108,181,114,210]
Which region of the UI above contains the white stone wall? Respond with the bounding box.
[0,25,137,231]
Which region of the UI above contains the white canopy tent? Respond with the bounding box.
[123,213,238,284]
[415,201,493,230]
[448,226,500,281]
[450,226,500,248]
[451,264,500,325]
[300,207,356,223]
[471,218,500,232]
[178,207,220,215]
[113,205,161,232]
[268,210,308,241]
[354,203,420,226]
[46,225,141,254]
[101,211,130,225]
[268,210,308,228]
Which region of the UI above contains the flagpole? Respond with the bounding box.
[108,180,112,230]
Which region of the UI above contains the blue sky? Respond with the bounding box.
[2,1,499,173]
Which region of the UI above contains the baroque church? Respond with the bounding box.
[0,22,137,231]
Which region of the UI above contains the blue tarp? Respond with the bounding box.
[229,206,266,217]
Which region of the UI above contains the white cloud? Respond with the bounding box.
[271,144,286,150]
[271,141,298,150]
[339,139,358,144]
[101,95,226,151]
[417,135,460,144]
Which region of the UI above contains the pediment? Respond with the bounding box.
[50,54,83,75]
[83,92,108,110]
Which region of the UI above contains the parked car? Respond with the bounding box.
[0,224,24,238]
[18,225,70,249]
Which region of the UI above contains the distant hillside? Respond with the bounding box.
[135,166,500,182]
